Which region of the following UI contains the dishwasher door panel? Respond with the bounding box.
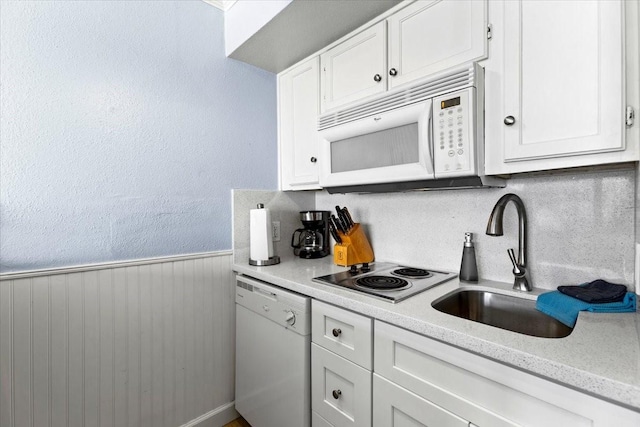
[235,304,311,427]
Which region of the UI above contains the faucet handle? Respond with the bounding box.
[508,248,532,291]
[507,248,524,276]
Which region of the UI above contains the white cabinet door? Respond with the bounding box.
[373,374,468,427]
[374,320,640,427]
[485,0,632,174]
[278,57,321,190]
[312,344,372,427]
[321,22,387,113]
[387,0,487,90]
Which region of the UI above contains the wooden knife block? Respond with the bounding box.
[334,223,374,267]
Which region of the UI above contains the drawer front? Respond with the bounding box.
[313,410,335,427]
[374,320,589,427]
[373,374,468,427]
[312,344,372,427]
[312,300,373,369]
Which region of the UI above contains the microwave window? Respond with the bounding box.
[331,123,419,173]
[441,97,460,109]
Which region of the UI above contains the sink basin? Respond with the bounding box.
[432,289,573,338]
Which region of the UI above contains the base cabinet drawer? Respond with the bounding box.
[313,410,335,427]
[312,343,372,427]
[312,300,373,369]
[373,374,468,427]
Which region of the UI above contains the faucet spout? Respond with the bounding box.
[486,193,531,291]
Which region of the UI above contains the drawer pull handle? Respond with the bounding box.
[332,389,342,399]
[504,115,516,126]
[332,328,342,337]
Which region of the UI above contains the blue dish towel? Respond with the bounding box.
[536,291,637,328]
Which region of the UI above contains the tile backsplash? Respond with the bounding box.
[234,165,637,292]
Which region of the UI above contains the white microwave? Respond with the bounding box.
[318,63,503,193]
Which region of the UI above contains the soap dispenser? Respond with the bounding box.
[459,232,478,282]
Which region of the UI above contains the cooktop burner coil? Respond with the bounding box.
[311,262,457,303]
[391,267,433,279]
[355,275,410,291]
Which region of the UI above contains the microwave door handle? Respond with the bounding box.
[421,101,435,176]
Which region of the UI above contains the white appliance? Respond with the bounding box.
[235,275,311,427]
[318,63,504,193]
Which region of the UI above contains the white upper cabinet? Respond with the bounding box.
[320,22,388,113]
[387,0,487,90]
[321,0,487,113]
[278,57,322,191]
[484,0,639,174]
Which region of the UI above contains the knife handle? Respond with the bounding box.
[329,223,342,244]
[335,206,350,232]
[334,214,347,234]
[331,215,345,234]
[342,208,354,229]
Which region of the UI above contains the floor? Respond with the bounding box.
[223,417,251,427]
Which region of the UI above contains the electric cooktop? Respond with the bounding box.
[312,262,457,303]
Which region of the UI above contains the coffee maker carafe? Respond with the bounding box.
[291,211,331,259]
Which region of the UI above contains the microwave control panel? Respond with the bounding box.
[433,89,477,177]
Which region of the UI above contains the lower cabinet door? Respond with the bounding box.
[373,374,468,427]
[312,343,372,427]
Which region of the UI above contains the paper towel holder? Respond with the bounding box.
[249,203,281,266]
[249,257,280,266]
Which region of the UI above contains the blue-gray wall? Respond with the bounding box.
[0,1,277,273]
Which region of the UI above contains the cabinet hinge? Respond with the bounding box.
[487,24,493,40]
[626,106,635,127]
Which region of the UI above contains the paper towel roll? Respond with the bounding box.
[250,204,274,262]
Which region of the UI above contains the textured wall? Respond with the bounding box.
[637,162,640,292]
[0,1,277,273]
[316,166,637,291]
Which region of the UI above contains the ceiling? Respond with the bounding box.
[227,0,403,73]
[202,0,238,11]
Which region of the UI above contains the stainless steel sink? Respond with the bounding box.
[431,289,573,338]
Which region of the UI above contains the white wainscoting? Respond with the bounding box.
[0,251,238,427]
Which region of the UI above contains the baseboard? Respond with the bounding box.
[180,402,239,427]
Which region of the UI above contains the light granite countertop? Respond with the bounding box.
[233,253,640,412]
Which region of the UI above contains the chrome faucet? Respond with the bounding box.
[486,193,532,292]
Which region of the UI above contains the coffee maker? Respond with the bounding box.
[291,211,331,259]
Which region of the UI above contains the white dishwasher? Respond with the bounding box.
[235,275,311,427]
